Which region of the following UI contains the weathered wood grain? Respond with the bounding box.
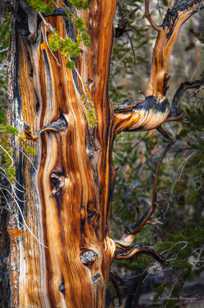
[10,1,116,307]
[8,0,203,307]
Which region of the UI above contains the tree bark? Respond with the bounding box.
[9,1,116,307]
[7,0,203,307]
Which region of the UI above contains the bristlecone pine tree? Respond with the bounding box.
[5,0,203,307]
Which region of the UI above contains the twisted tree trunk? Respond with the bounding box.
[7,0,203,307]
[9,1,116,307]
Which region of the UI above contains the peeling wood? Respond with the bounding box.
[11,1,117,307]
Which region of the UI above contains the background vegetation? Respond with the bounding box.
[108,1,204,307]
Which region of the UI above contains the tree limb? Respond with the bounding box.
[113,96,170,134]
[157,126,174,142]
[144,0,161,32]
[115,3,140,38]
[171,78,204,116]
[112,0,203,135]
[147,0,203,98]
[114,242,165,263]
[120,141,173,245]
[109,272,123,305]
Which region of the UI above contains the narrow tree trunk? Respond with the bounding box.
[9,1,116,307]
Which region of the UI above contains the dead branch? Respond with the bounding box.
[146,0,203,98]
[157,126,174,142]
[171,78,204,116]
[109,272,123,305]
[116,3,140,38]
[144,0,161,32]
[112,0,203,134]
[114,242,165,263]
[164,113,183,123]
[121,141,173,244]
[126,31,137,64]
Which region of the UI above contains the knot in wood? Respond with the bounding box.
[80,249,98,266]
[86,146,94,159]
[58,281,65,294]
[92,273,101,284]
[50,172,65,196]
[87,209,98,223]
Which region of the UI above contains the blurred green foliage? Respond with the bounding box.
[69,0,89,9]
[109,1,204,306]
[27,0,54,13]
[0,11,17,182]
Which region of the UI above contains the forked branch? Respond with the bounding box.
[146,0,203,98]
[113,0,203,134]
